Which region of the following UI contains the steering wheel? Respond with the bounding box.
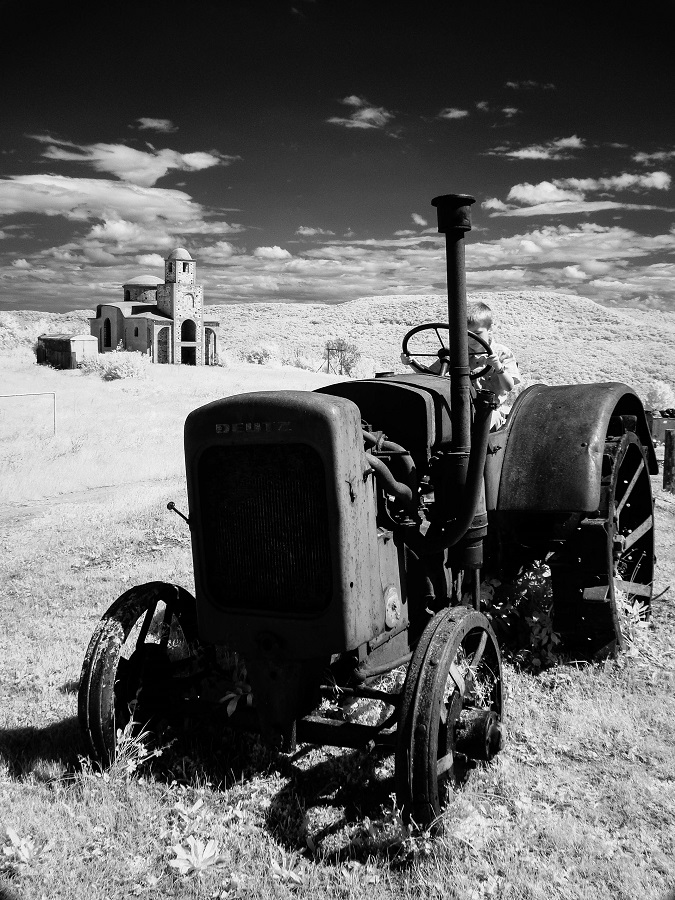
[401,322,492,379]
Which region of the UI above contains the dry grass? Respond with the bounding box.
[0,299,674,899]
[0,349,343,503]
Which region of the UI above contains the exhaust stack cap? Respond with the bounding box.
[431,194,476,234]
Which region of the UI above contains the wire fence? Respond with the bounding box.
[0,392,56,436]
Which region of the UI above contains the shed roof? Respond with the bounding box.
[38,333,97,342]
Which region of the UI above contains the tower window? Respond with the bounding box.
[134,327,139,337]
[169,263,173,273]
[124,290,130,301]
[183,262,189,272]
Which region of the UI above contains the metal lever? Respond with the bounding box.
[167,501,190,525]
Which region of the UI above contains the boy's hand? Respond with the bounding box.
[401,352,412,366]
[485,351,504,372]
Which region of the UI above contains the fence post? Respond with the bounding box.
[664,429,675,493]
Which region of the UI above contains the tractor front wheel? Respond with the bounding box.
[78,581,200,765]
[395,607,504,830]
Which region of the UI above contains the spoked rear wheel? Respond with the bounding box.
[552,431,654,658]
[78,581,200,765]
[395,607,504,831]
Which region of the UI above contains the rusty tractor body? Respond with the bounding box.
[79,194,657,828]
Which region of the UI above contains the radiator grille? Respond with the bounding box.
[197,443,332,613]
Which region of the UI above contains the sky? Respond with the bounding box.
[1,0,674,314]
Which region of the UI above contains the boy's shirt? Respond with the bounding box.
[471,340,521,429]
[471,340,521,407]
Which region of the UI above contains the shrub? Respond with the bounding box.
[644,379,675,411]
[80,349,149,381]
[480,561,561,670]
[281,349,319,371]
[244,347,273,365]
[323,338,361,376]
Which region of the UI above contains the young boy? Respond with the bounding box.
[402,301,521,429]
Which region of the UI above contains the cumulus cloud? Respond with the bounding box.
[505,80,556,90]
[28,134,239,186]
[11,258,31,269]
[559,172,671,192]
[438,107,469,119]
[199,241,238,263]
[483,171,673,217]
[253,246,292,259]
[507,182,584,205]
[502,107,520,118]
[5,216,674,310]
[0,174,203,223]
[633,150,675,164]
[327,96,394,130]
[135,253,165,267]
[488,135,585,160]
[411,213,427,227]
[296,226,335,236]
[482,198,508,211]
[562,264,588,280]
[133,118,178,133]
[476,101,490,112]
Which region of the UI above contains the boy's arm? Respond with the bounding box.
[483,345,519,392]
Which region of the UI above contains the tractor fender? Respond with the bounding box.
[494,382,657,512]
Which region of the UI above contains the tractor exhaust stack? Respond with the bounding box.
[431,193,475,457]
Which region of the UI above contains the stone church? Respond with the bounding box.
[89,248,219,364]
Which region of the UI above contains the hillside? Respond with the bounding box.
[209,291,675,396]
[0,309,94,352]
[2,291,674,400]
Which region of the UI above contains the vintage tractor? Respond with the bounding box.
[78,194,657,829]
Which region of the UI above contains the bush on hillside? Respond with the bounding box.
[645,379,675,411]
[243,346,273,365]
[79,349,149,381]
[281,348,319,371]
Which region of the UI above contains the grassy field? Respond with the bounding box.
[1,303,674,900]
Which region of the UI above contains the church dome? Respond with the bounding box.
[123,275,164,287]
[167,248,193,261]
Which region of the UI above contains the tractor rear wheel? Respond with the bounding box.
[395,607,504,831]
[78,581,199,765]
[552,431,654,658]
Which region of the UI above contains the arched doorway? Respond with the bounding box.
[157,327,170,364]
[181,319,196,342]
[204,328,216,365]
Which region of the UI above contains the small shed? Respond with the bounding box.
[648,414,675,443]
[36,334,99,369]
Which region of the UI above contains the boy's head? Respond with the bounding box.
[467,301,493,352]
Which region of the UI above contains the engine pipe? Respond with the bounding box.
[365,451,418,517]
[403,389,497,556]
[431,193,475,463]
[362,430,417,492]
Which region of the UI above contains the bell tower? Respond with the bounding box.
[156,247,205,365]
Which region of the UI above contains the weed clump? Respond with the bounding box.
[79,348,150,381]
[479,562,561,670]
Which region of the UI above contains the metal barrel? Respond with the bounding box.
[430,193,475,457]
